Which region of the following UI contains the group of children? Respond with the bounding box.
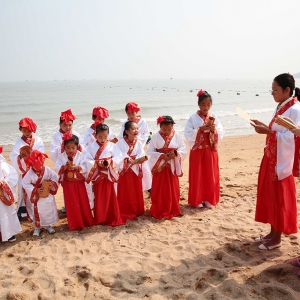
[1,95,225,242]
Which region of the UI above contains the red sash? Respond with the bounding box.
[0,181,15,206]
[266,97,298,181]
[21,135,35,148]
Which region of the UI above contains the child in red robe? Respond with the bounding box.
[55,133,94,230]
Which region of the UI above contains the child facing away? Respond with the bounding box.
[184,90,225,209]
[118,102,152,192]
[10,118,44,219]
[83,106,117,148]
[85,124,125,226]
[55,133,93,230]
[0,146,22,242]
[147,116,187,220]
[50,109,84,163]
[22,150,59,236]
[117,121,146,220]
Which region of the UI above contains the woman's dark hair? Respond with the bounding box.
[160,116,175,126]
[123,121,136,137]
[63,134,79,147]
[95,123,109,134]
[198,91,212,104]
[273,73,298,97]
[59,118,74,124]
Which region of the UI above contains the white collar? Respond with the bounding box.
[277,96,293,110]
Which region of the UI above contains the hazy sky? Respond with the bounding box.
[1,0,299,81]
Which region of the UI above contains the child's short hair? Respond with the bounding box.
[63,134,79,147]
[96,124,109,134]
[198,91,212,104]
[123,121,136,137]
[160,116,175,126]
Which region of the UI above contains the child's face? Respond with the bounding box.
[198,98,212,115]
[65,142,77,156]
[60,121,73,133]
[96,130,108,144]
[20,128,33,138]
[160,124,173,136]
[93,116,105,123]
[127,111,137,121]
[126,123,139,138]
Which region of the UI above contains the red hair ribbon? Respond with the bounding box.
[27,150,48,170]
[60,109,77,124]
[0,146,2,154]
[126,102,140,113]
[197,89,206,97]
[157,116,165,125]
[92,106,109,119]
[62,132,73,141]
[19,118,37,133]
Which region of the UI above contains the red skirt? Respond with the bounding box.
[150,165,180,220]
[62,181,94,230]
[255,154,298,234]
[118,169,144,220]
[188,148,220,206]
[93,177,125,226]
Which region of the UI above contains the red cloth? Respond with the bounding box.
[126,102,140,112]
[61,181,94,230]
[27,150,48,170]
[0,145,2,154]
[255,154,298,234]
[93,106,109,119]
[188,135,220,206]
[93,178,125,226]
[118,169,144,220]
[150,165,180,220]
[60,109,76,124]
[62,132,73,141]
[19,118,37,133]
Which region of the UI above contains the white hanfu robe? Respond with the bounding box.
[184,112,225,149]
[50,130,84,162]
[22,166,59,227]
[83,127,115,148]
[55,151,94,209]
[9,135,44,211]
[0,160,22,241]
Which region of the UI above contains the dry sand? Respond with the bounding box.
[1,134,300,300]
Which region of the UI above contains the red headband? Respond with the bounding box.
[92,106,109,119]
[157,116,165,125]
[126,102,140,113]
[0,146,2,154]
[27,150,48,170]
[62,132,73,141]
[19,118,37,133]
[60,109,77,124]
[197,89,206,97]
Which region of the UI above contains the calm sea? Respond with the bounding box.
[0,79,287,146]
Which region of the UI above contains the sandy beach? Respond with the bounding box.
[1,134,300,300]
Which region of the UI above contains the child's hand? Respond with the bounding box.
[38,187,43,194]
[163,154,171,161]
[210,124,216,133]
[199,124,211,132]
[168,152,176,160]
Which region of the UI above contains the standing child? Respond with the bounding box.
[55,133,94,230]
[117,121,146,220]
[22,150,59,236]
[85,124,125,226]
[118,102,152,192]
[251,73,300,250]
[147,116,186,220]
[10,118,44,219]
[0,146,22,242]
[184,90,225,209]
[83,106,116,148]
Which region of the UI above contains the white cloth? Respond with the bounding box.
[0,160,22,241]
[271,101,300,180]
[147,131,187,176]
[184,112,225,149]
[0,154,6,162]
[22,166,59,226]
[118,118,150,147]
[9,135,44,210]
[83,127,115,148]
[55,151,94,209]
[50,130,84,162]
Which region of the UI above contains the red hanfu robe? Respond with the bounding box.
[255,97,300,234]
[85,141,125,226]
[55,151,94,230]
[117,137,145,220]
[147,130,186,220]
[184,111,225,207]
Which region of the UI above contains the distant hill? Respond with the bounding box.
[294,72,300,78]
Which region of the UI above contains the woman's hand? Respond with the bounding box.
[251,123,273,135]
[290,128,300,137]
[250,119,269,128]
